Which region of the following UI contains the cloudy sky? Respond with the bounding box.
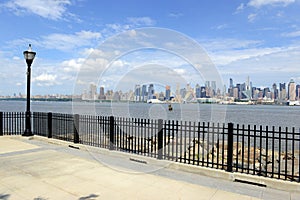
[0,0,300,96]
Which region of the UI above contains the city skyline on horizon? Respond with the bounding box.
[5,76,300,103]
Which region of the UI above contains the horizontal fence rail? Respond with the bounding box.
[1,111,300,183]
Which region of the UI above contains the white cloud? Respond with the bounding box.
[248,13,257,22]
[200,38,299,67]
[235,3,245,13]
[61,58,85,72]
[126,17,156,26]
[212,24,229,30]
[282,30,300,37]
[41,30,102,51]
[168,12,183,18]
[174,68,186,75]
[248,0,295,8]
[32,73,59,86]
[12,56,20,60]
[3,0,72,20]
[8,30,102,52]
[201,38,263,52]
[34,73,56,82]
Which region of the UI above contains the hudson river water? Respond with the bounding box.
[0,100,299,129]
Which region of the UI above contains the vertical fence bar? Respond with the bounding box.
[157,119,163,160]
[109,116,115,150]
[74,114,79,144]
[227,123,234,172]
[48,112,52,138]
[0,112,3,136]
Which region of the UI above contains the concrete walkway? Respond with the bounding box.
[0,136,299,200]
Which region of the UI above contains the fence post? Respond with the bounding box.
[0,112,3,136]
[109,116,115,150]
[47,112,52,138]
[157,119,163,160]
[227,122,234,172]
[74,114,79,143]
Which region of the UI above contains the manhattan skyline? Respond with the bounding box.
[0,0,300,96]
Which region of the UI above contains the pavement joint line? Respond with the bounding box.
[0,147,45,157]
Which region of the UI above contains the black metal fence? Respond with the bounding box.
[1,111,299,183]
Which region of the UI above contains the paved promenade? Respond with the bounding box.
[0,136,300,200]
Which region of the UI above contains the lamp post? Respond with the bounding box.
[22,44,36,136]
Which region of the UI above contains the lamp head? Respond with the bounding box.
[23,44,36,66]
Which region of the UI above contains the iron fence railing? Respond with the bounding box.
[1,111,299,183]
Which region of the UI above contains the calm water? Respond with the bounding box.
[0,100,299,129]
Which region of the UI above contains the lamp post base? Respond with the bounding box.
[22,129,33,136]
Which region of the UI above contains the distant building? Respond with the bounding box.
[279,83,286,100]
[272,83,278,100]
[89,84,97,100]
[165,85,171,100]
[148,84,154,100]
[296,85,300,100]
[200,86,206,98]
[141,85,147,102]
[233,87,239,99]
[195,84,201,98]
[134,84,141,101]
[288,79,296,101]
[99,86,106,100]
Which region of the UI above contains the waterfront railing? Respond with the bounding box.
[0,111,299,183]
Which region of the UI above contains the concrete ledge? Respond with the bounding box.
[28,135,300,192]
[232,173,300,192]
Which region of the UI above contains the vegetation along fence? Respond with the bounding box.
[1,111,300,183]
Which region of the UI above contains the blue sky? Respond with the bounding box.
[0,0,300,96]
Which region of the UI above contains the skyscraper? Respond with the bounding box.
[134,84,141,101]
[165,85,171,100]
[148,84,155,100]
[272,83,278,100]
[99,86,105,100]
[195,84,201,98]
[89,84,97,100]
[288,79,296,101]
[141,85,147,102]
[296,85,300,100]
[279,83,286,100]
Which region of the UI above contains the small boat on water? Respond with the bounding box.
[168,104,173,111]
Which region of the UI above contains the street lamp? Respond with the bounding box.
[22,44,36,136]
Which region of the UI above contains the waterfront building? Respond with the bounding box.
[242,76,252,100]
[165,85,171,100]
[279,83,286,100]
[89,84,97,100]
[296,85,300,100]
[195,84,201,98]
[288,79,296,101]
[99,86,106,100]
[105,90,114,100]
[233,87,239,99]
[263,87,270,98]
[228,78,234,97]
[272,83,278,100]
[141,85,147,102]
[113,91,121,101]
[211,81,217,96]
[200,86,206,98]
[148,84,155,100]
[180,88,187,98]
[134,84,141,101]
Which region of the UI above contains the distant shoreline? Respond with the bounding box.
[0,97,298,106]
